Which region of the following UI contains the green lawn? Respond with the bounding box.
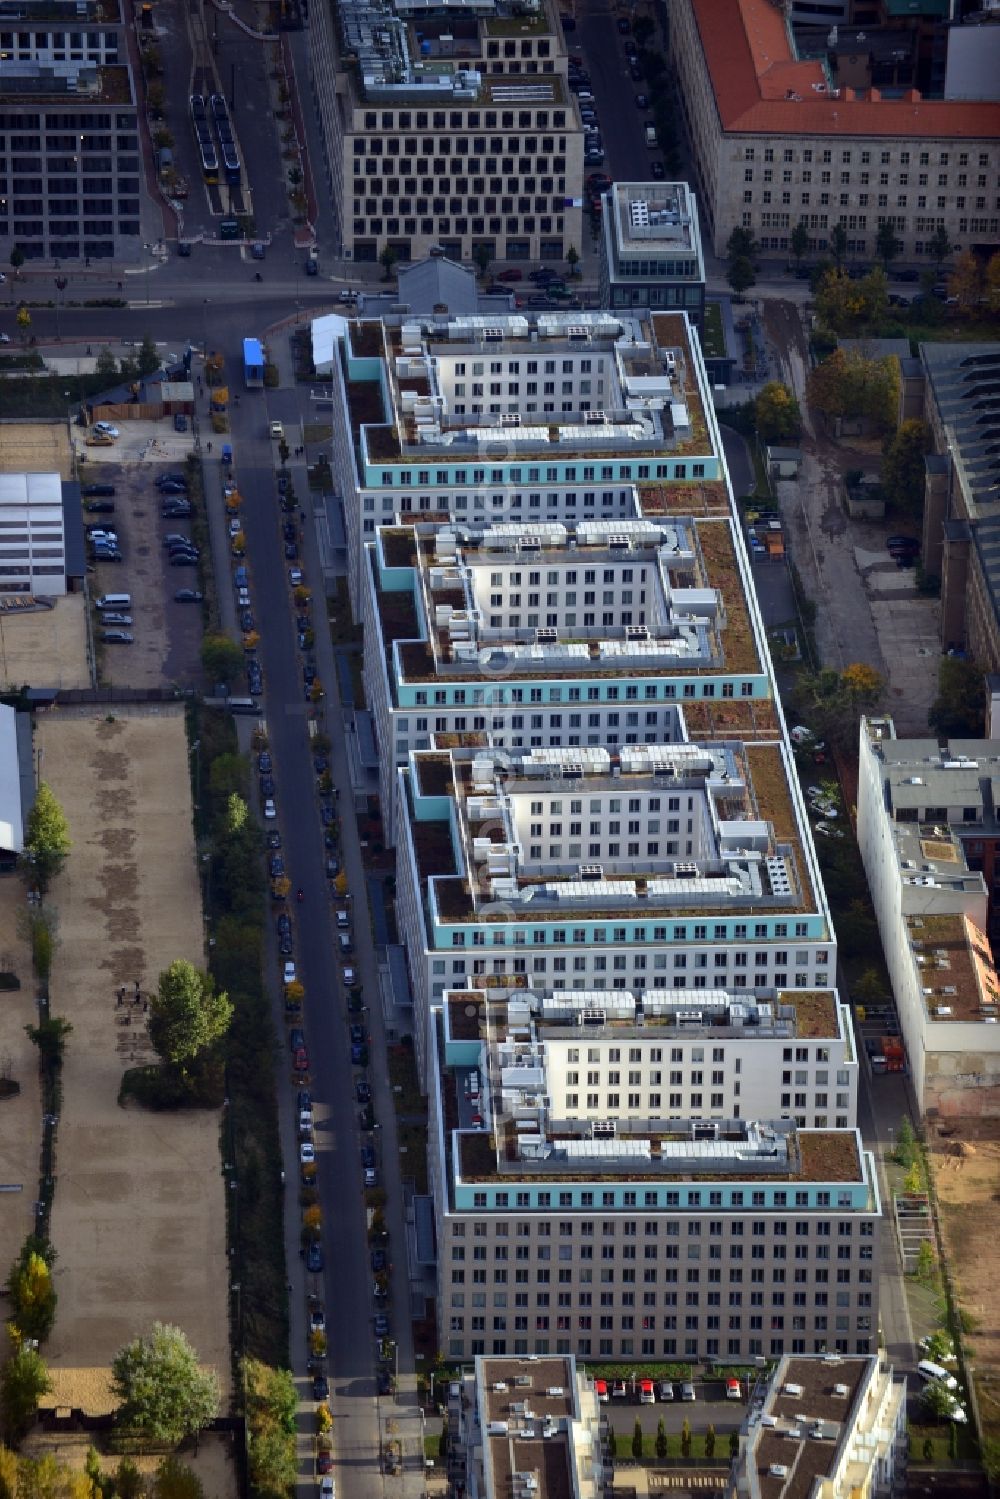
[701,301,726,361]
[396,1121,429,1193]
[387,1042,425,1118]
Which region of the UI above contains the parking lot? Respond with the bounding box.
[595,1377,752,1438]
[82,459,205,689]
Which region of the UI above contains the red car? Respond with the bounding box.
[316,1453,333,1474]
[497,268,523,282]
[293,1046,309,1072]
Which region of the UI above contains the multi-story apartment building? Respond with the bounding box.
[450,1354,606,1499]
[857,716,1000,1117]
[598,181,706,329]
[670,0,1000,261]
[307,0,584,266]
[427,984,879,1362]
[364,512,771,829]
[323,308,730,608]
[396,732,835,1079]
[732,1353,906,1499]
[0,6,142,263]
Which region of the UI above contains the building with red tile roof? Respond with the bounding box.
[671,0,1000,259]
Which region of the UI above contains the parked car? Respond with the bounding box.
[284,961,297,984]
[356,1079,372,1104]
[681,1382,697,1401]
[264,798,277,820]
[101,630,134,643]
[374,1314,389,1337]
[306,1242,324,1272]
[174,588,203,602]
[371,1248,387,1271]
[174,413,188,432]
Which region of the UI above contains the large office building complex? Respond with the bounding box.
[319,287,877,1361]
[307,0,584,266]
[0,1,142,263]
[670,0,1000,261]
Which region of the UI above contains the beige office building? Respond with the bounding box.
[307,0,584,266]
[670,0,1000,262]
[428,983,879,1365]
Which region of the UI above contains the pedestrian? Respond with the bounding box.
[207,441,212,453]
[134,979,141,1000]
[124,1012,131,1027]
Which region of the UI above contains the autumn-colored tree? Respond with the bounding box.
[880,418,933,517]
[947,250,984,317]
[841,661,885,708]
[807,346,899,433]
[285,979,305,1004]
[754,381,801,443]
[272,875,291,900]
[814,265,888,332]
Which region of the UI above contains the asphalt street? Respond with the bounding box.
[218,366,421,1499]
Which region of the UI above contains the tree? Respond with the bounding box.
[111,1323,220,1447]
[904,1163,924,1196]
[473,244,491,280]
[854,968,886,1006]
[680,1419,691,1459]
[921,1380,954,1420]
[150,960,232,1070]
[727,255,756,299]
[922,1436,934,1463]
[24,783,71,893]
[790,220,810,268]
[136,334,160,378]
[754,381,801,443]
[807,344,898,431]
[927,226,953,274]
[0,1347,52,1446]
[606,1426,617,1460]
[794,664,885,751]
[729,1431,740,1459]
[9,246,25,272]
[95,346,119,382]
[151,1457,204,1499]
[631,1418,643,1461]
[200,633,243,686]
[24,1016,71,1070]
[16,306,30,334]
[947,250,983,317]
[726,227,758,264]
[224,792,249,836]
[7,1244,57,1343]
[985,251,1000,314]
[814,266,888,333]
[894,1116,916,1164]
[566,245,580,279]
[880,418,932,517]
[829,222,848,268]
[705,1423,716,1458]
[929,656,985,738]
[654,1418,667,1460]
[0,1446,18,1499]
[876,220,902,271]
[115,1460,143,1499]
[379,244,399,282]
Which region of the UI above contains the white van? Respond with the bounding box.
[337,932,353,956]
[96,593,132,611]
[917,1360,958,1391]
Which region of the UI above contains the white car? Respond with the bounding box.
[94,421,120,437]
[320,1479,335,1499]
[264,798,277,819]
[343,966,356,986]
[229,518,242,537]
[299,1108,314,1133]
[289,567,304,587]
[237,587,251,607]
[300,1141,315,1165]
[0,333,10,344]
[283,960,297,985]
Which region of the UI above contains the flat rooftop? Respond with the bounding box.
[376,514,762,681]
[479,1356,592,1499]
[351,309,712,465]
[408,735,818,926]
[906,911,1000,1023]
[456,1118,864,1185]
[444,986,841,1047]
[607,182,703,268]
[752,1355,870,1499]
[1,60,133,102]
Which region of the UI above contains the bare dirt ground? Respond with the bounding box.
[38,707,229,1413]
[0,420,73,480]
[929,1120,1000,1446]
[0,594,91,691]
[85,461,204,691]
[763,299,938,731]
[0,874,42,1280]
[21,1427,238,1499]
